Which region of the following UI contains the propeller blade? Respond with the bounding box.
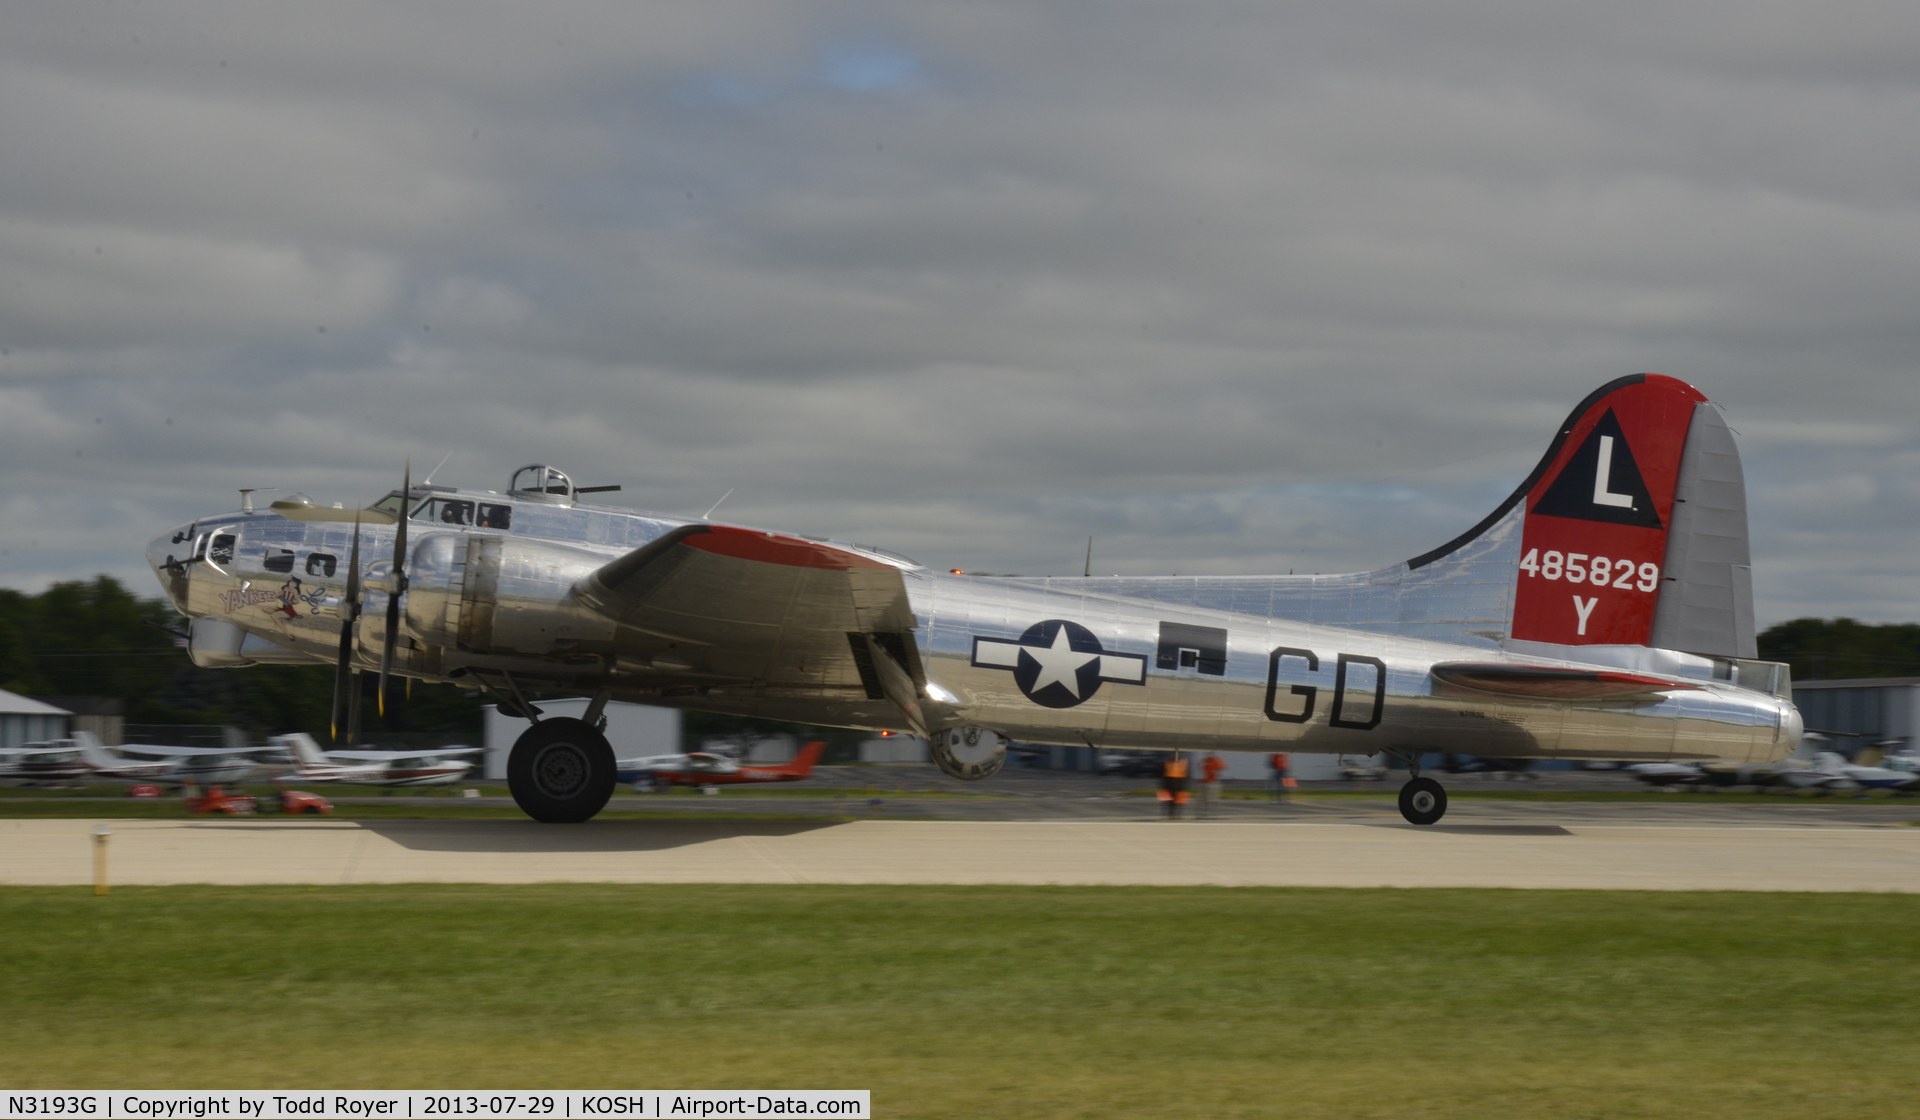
[331,514,364,743]
[347,669,363,747]
[379,459,411,716]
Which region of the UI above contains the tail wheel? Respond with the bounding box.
[1398,777,1448,826]
[508,717,616,823]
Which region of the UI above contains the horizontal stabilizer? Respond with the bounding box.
[1430,662,1701,700]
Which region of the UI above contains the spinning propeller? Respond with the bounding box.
[377,459,411,717]
[329,461,412,745]
[329,511,364,744]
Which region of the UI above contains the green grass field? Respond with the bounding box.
[3,885,1917,1117]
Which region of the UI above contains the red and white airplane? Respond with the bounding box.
[620,740,826,789]
[270,732,475,787]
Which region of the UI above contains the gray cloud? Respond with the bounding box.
[3,1,1918,625]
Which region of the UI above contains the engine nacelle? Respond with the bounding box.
[406,531,614,654]
[928,726,1008,781]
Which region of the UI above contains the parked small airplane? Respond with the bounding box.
[0,733,259,787]
[150,374,1803,825]
[621,740,827,789]
[1811,751,1918,793]
[72,732,261,786]
[270,732,474,787]
[2,743,96,786]
[1625,761,1706,787]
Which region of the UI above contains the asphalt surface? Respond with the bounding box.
[6,766,1918,892]
[326,766,1920,828]
[6,813,1917,890]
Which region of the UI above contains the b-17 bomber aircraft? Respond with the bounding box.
[148,375,1802,825]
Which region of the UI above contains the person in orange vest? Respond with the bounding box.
[1159,753,1191,819]
[1200,752,1227,818]
[1269,752,1292,801]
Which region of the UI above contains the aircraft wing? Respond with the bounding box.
[576,524,919,697]
[330,747,484,762]
[1430,663,1701,700]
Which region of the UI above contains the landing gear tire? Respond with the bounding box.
[508,717,615,823]
[1398,777,1447,826]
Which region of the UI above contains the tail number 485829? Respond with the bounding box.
[1520,548,1658,592]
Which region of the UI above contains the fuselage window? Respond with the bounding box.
[209,534,236,566]
[306,552,338,577]
[264,548,295,574]
[476,503,512,530]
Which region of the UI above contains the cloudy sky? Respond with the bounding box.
[4,1,1917,625]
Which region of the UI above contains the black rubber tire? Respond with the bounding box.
[508,717,616,823]
[1398,777,1448,826]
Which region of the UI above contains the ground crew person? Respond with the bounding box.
[1201,752,1227,817]
[1159,754,1191,819]
[1269,752,1292,800]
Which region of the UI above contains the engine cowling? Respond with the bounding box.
[405,532,614,654]
[928,727,1008,781]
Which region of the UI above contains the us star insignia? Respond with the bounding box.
[971,619,1147,709]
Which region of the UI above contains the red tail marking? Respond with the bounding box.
[1511,374,1706,646]
[772,740,827,777]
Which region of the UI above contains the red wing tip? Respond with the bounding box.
[683,524,893,570]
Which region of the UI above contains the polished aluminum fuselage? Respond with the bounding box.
[150,489,1799,765]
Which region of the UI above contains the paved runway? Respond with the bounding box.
[7,812,1920,891]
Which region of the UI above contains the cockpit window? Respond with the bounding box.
[402,497,511,530]
[410,498,476,526]
[369,494,408,517]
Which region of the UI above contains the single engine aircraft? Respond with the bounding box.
[621,739,827,789]
[149,374,1803,825]
[269,733,474,787]
[72,732,263,786]
[1,733,259,787]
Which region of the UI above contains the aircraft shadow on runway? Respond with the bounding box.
[1361,823,1573,836]
[348,818,850,853]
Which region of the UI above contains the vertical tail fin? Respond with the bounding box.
[1408,373,1751,652]
[280,732,329,771]
[776,740,827,777]
[72,731,119,768]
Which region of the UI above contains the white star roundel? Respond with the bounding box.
[970,619,1147,709]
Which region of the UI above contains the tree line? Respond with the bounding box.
[0,575,483,738]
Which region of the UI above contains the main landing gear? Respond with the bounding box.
[508,717,615,824]
[1398,777,1447,826]
[1389,752,1449,826]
